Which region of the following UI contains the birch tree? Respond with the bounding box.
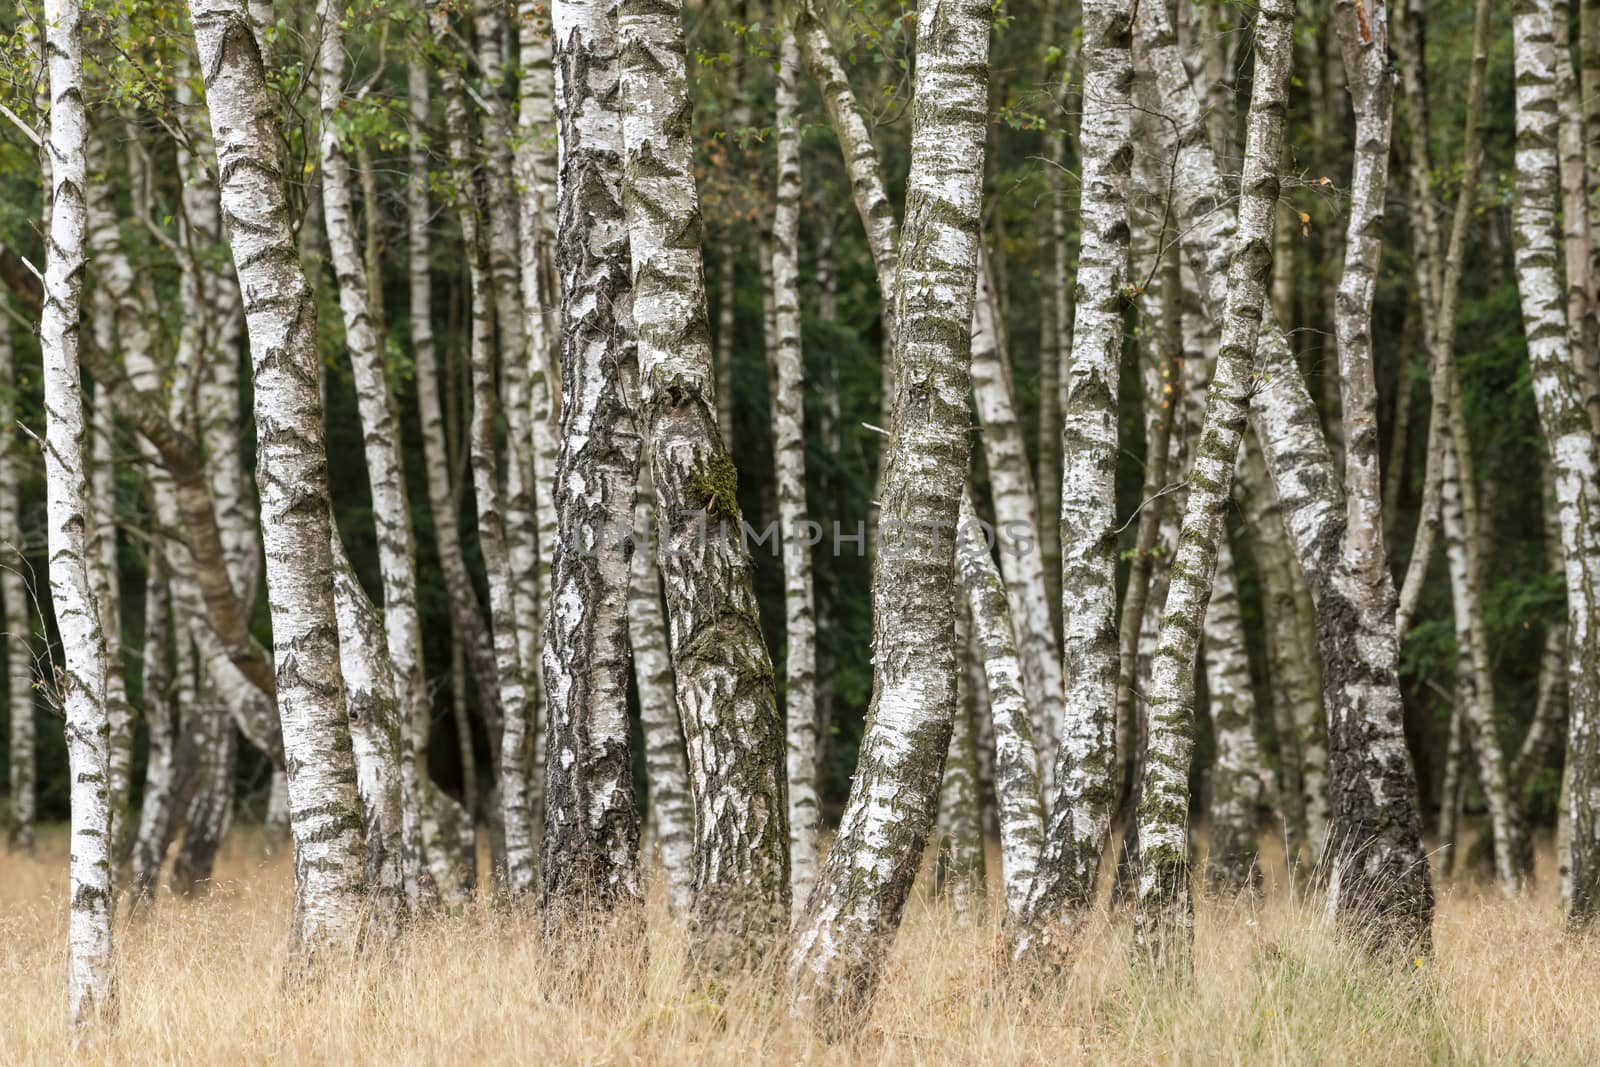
[787,0,992,1032]
[542,0,645,921]
[317,0,430,910]
[1512,0,1600,925]
[0,323,33,854]
[1015,0,1131,964]
[43,0,113,1024]
[1133,0,1293,965]
[188,0,369,953]
[771,28,820,917]
[1202,534,1264,897]
[618,0,790,969]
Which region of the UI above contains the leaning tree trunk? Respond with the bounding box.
[318,0,430,912]
[956,494,1045,923]
[0,323,33,855]
[1133,0,1293,968]
[1512,0,1600,926]
[618,0,789,972]
[1015,0,1132,968]
[329,538,407,935]
[771,28,820,920]
[542,0,645,923]
[786,0,991,1035]
[971,257,1064,787]
[188,0,369,954]
[629,467,694,913]
[43,0,113,1025]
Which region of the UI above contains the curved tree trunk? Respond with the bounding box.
[618,0,789,971]
[189,0,369,955]
[786,0,991,1034]
[1133,0,1293,967]
[957,494,1044,923]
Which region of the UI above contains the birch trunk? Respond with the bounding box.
[1202,534,1264,898]
[936,596,986,923]
[956,494,1044,923]
[1556,13,1600,431]
[772,28,820,919]
[318,0,430,912]
[971,257,1063,788]
[44,0,113,1020]
[130,545,174,905]
[406,57,502,776]
[1512,0,1600,926]
[1133,0,1293,967]
[542,0,644,921]
[1439,434,1528,893]
[1,324,34,854]
[619,0,788,969]
[474,0,545,871]
[89,383,131,867]
[1138,0,1434,950]
[787,0,991,1032]
[188,0,369,953]
[630,467,693,913]
[1019,2,1132,961]
[330,538,406,932]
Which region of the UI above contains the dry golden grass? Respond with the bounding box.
[2,828,1597,1065]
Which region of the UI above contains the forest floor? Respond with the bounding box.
[1,827,1596,1065]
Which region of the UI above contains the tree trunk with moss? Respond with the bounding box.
[936,595,986,923]
[619,0,790,970]
[1133,0,1293,967]
[786,0,991,1034]
[1202,534,1264,897]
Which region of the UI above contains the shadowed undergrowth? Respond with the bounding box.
[2,828,1595,1064]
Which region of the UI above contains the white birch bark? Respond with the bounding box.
[188,0,368,953]
[1015,0,1131,964]
[329,537,406,932]
[43,0,113,1023]
[0,323,34,854]
[1132,0,1294,966]
[317,0,429,911]
[130,545,174,905]
[787,0,991,1032]
[618,0,789,968]
[1512,0,1600,925]
[89,381,131,866]
[937,595,986,923]
[542,0,645,919]
[1439,435,1528,894]
[772,29,820,919]
[956,495,1044,923]
[629,466,693,913]
[1201,534,1264,898]
[1138,0,1434,950]
[971,256,1063,788]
